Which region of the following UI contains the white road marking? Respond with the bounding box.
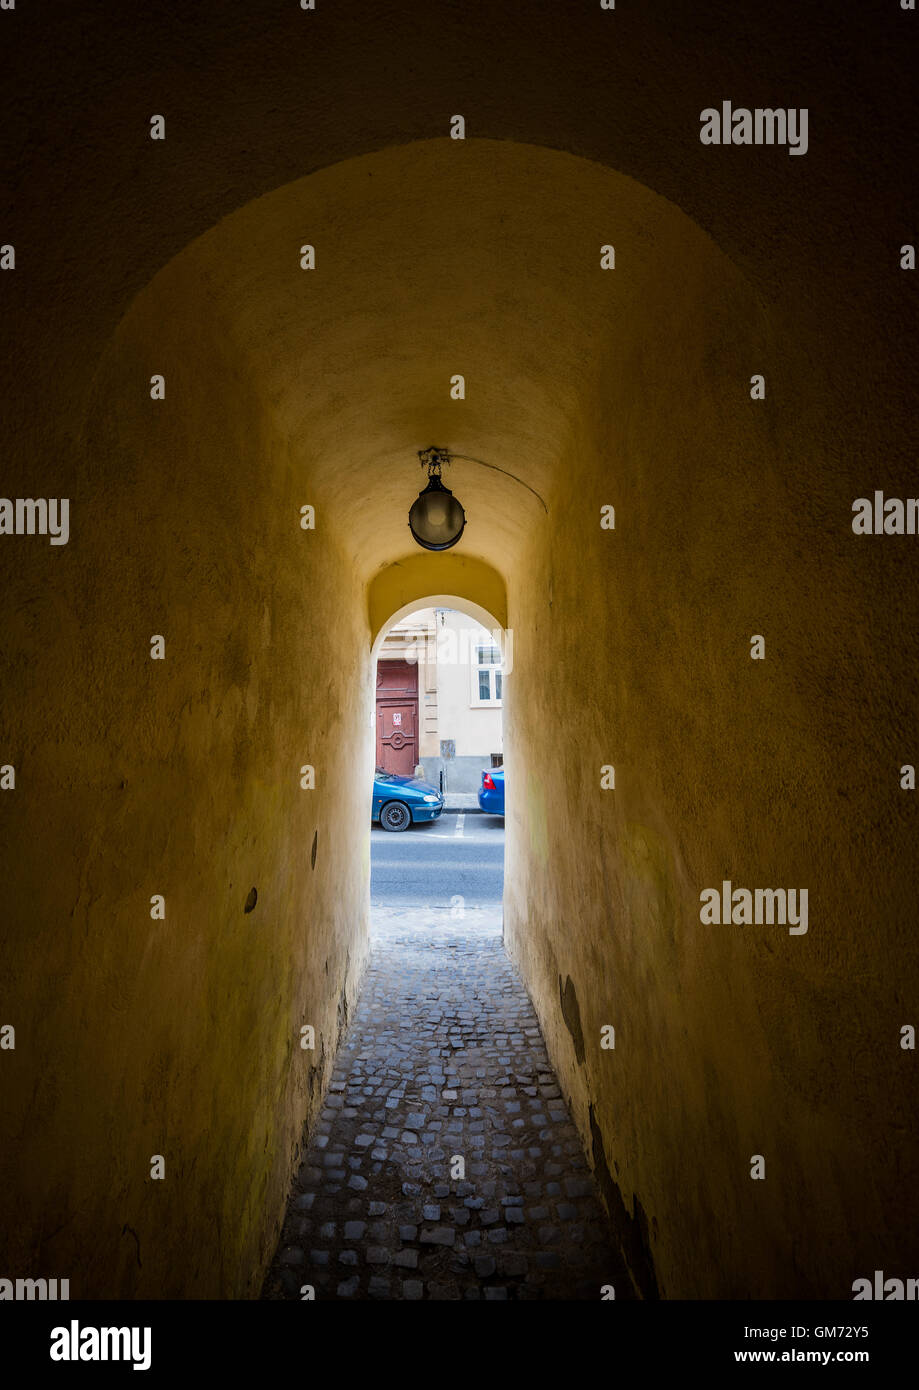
[421,834,495,841]
[454,812,465,838]
[370,817,503,843]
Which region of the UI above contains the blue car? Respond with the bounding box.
[478,766,505,815]
[372,770,444,831]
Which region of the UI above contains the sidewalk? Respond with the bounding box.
[442,793,486,813]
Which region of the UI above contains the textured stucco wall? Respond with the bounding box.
[503,222,919,1298]
[0,258,371,1296]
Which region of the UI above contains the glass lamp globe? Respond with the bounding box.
[408,474,466,551]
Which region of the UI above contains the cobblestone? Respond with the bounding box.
[262,908,620,1300]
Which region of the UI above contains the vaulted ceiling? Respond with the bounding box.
[106,139,753,585]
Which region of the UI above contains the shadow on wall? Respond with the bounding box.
[560,972,659,1299]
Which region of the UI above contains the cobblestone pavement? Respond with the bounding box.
[262,907,621,1300]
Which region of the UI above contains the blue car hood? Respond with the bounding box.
[374,774,441,797]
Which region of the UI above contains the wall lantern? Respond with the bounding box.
[409,446,466,551]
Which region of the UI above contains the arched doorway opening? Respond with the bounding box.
[371,591,509,785]
[369,592,509,936]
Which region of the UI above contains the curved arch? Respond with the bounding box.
[90,138,764,589]
[81,131,752,419]
[368,554,507,649]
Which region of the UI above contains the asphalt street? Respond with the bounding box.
[370,811,505,909]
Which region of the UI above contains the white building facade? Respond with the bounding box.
[375,606,504,792]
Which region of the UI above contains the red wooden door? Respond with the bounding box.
[376,660,419,776]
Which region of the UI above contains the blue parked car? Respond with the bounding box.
[478,766,505,815]
[372,770,444,831]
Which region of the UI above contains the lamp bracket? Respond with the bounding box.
[418,446,451,479]
[414,444,549,514]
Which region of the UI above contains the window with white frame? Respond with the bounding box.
[471,640,503,706]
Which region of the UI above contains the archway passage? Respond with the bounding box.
[1,113,917,1304]
[265,593,628,1300]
